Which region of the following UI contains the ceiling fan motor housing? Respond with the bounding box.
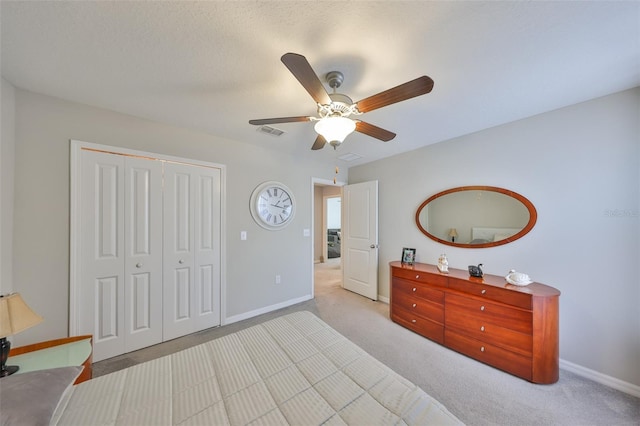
[326,71,344,89]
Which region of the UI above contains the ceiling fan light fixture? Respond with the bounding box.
[314,116,356,148]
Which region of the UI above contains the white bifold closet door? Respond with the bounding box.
[162,162,221,341]
[78,149,221,361]
[80,150,163,361]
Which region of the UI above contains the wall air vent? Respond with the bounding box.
[256,125,285,137]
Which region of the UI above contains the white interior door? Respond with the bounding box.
[193,165,221,331]
[123,156,163,352]
[80,150,125,360]
[80,151,164,361]
[163,162,221,340]
[342,180,379,300]
[72,142,223,360]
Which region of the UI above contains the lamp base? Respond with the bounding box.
[0,365,19,377]
[0,336,19,377]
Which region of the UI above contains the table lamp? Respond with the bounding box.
[448,228,458,242]
[0,293,43,377]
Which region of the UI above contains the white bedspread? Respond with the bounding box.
[55,311,463,425]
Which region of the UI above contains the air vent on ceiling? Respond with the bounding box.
[256,125,285,137]
[337,152,363,162]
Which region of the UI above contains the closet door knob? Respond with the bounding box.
[178,259,185,264]
[136,263,143,268]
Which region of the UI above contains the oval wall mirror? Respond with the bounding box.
[415,186,537,248]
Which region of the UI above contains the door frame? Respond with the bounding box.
[310,177,345,298]
[69,140,227,335]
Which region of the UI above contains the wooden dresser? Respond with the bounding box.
[390,261,560,384]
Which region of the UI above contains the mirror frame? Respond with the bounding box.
[415,186,537,249]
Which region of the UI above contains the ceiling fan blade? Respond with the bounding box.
[355,121,396,142]
[281,53,332,105]
[311,135,327,150]
[355,76,434,113]
[249,116,313,125]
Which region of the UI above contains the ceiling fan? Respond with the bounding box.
[249,53,434,150]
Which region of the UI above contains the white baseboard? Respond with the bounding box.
[378,295,390,304]
[560,358,640,398]
[224,294,313,325]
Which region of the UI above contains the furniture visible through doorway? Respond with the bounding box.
[327,228,341,258]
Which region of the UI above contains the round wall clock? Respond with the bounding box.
[250,181,296,230]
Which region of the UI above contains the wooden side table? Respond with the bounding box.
[8,335,93,384]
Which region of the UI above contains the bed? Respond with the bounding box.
[469,226,521,244]
[1,311,463,425]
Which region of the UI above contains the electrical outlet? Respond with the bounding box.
[275,275,281,284]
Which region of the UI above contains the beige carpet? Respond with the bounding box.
[94,259,640,425]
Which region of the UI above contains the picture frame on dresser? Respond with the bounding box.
[401,247,416,265]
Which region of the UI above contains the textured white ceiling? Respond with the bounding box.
[2,1,639,167]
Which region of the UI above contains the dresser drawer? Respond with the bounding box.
[393,290,444,323]
[393,278,445,304]
[392,306,444,344]
[445,329,532,381]
[448,277,531,310]
[446,293,532,334]
[392,268,448,287]
[445,313,532,356]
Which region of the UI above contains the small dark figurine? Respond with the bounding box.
[468,263,483,277]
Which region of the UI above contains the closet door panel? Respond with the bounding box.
[194,170,221,331]
[163,164,196,340]
[80,150,125,361]
[124,157,163,352]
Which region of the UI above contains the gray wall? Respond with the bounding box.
[349,88,640,388]
[1,78,15,294]
[7,87,345,346]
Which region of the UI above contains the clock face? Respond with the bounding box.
[250,182,296,230]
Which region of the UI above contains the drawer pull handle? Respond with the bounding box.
[412,287,417,292]
[480,326,485,332]
[480,305,485,311]
[411,319,417,323]
[481,289,486,294]
[415,274,420,279]
[480,346,485,352]
[412,303,417,308]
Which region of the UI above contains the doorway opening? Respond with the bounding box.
[312,179,343,295]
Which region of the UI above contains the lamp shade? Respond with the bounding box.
[0,293,43,338]
[448,228,459,238]
[314,116,356,145]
